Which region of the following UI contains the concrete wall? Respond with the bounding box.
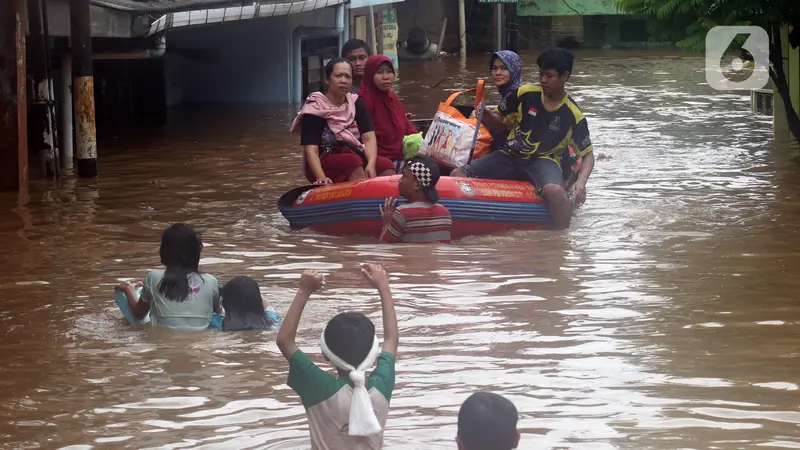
[582,15,673,48]
[518,0,622,17]
[166,7,337,104]
[41,0,133,38]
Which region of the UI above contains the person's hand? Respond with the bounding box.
[115,281,136,293]
[379,197,397,223]
[314,177,333,184]
[469,110,477,119]
[571,180,587,206]
[365,163,377,178]
[298,270,325,293]
[361,264,390,292]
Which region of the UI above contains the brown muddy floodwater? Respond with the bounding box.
[2,50,800,449]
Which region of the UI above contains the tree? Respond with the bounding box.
[616,0,800,147]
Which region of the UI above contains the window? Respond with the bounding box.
[619,19,648,42]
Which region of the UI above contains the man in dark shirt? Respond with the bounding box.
[341,39,371,93]
[451,47,595,230]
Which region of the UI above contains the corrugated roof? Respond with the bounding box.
[146,0,345,35]
[90,0,263,13]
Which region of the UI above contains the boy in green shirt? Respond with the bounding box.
[277,264,398,450]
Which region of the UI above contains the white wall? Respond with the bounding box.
[167,7,338,104]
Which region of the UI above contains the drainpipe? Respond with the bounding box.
[92,36,167,60]
[458,0,466,57]
[61,50,73,170]
[342,3,350,48]
[336,4,345,55]
[290,4,345,104]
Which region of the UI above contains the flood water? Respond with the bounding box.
[2,50,800,449]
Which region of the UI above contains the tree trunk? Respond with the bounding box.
[769,23,800,148]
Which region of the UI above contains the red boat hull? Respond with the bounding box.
[278,175,553,239]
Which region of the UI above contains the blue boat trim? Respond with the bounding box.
[279,198,553,228]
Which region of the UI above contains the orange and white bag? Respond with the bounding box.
[418,80,492,170]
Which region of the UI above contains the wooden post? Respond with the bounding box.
[14,0,27,190]
[70,0,98,178]
[0,0,28,191]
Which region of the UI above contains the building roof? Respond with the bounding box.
[90,0,262,13]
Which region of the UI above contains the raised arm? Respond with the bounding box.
[361,264,398,356]
[379,203,406,244]
[276,270,325,360]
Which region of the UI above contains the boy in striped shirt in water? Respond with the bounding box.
[379,155,453,244]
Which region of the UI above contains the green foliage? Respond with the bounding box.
[615,0,799,52]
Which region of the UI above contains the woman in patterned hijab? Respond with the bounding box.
[490,50,523,109]
[486,50,523,149]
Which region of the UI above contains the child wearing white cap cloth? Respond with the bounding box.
[277,264,399,450]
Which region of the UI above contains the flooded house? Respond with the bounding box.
[1,0,356,189]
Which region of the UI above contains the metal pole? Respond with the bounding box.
[505,3,518,53]
[436,18,447,60]
[496,4,502,51]
[70,0,98,178]
[61,52,74,170]
[27,0,57,178]
[366,6,377,53]
[458,0,466,57]
[41,0,60,175]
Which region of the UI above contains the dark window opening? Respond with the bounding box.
[619,19,649,42]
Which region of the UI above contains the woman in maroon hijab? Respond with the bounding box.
[357,55,419,169]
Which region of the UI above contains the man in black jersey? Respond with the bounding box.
[452,47,596,230]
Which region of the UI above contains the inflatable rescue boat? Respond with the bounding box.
[278,175,554,239]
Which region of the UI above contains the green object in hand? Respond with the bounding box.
[403,132,424,160]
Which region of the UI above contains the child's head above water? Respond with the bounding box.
[399,154,441,203]
[220,276,276,331]
[457,392,520,450]
[323,312,377,369]
[158,223,203,302]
